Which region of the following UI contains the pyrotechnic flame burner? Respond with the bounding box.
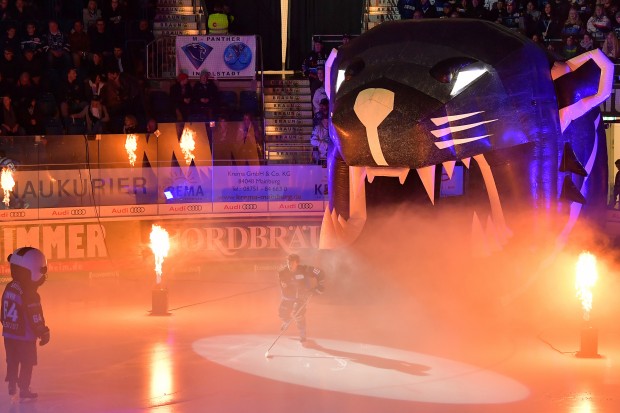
[125,134,138,166]
[180,127,196,165]
[575,252,601,358]
[1,167,15,207]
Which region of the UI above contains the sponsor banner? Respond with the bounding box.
[212,165,326,203]
[0,217,323,274]
[99,204,158,217]
[4,165,328,215]
[212,202,269,213]
[159,202,213,215]
[176,35,256,79]
[0,209,38,221]
[38,206,99,220]
[268,201,325,212]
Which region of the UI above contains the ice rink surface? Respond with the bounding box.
[1,242,620,413]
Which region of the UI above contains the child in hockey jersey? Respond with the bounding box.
[1,247,50,399]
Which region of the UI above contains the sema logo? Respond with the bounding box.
[181,42,213,70]
[223,42,252,71]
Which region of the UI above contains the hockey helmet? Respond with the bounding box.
[7,247,48,284]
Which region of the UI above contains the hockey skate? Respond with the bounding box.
[8,382,16,396]
[19,388,38,400]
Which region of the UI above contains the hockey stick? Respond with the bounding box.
[265,293,313,359]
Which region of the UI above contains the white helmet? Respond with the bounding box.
[7,247,48,284]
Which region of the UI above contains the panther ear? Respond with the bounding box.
[552,49,613,133]
[325,48,338,100]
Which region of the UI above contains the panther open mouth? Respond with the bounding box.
[320,156,511,252]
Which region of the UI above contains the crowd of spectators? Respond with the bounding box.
[0,0,157,139]
[397,0,620,60]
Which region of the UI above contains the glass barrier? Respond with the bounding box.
[0,122,327,220]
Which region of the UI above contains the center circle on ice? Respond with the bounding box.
[192,334,529,403]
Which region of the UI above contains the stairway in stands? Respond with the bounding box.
[263,77,314,164]
[153,0,204,38]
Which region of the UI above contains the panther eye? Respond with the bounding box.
[337,58,365,93]
[430,57,486,96]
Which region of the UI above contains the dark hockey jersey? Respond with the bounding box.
[278,264,325,300]
[1,281,46,341]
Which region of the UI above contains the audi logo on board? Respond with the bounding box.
[9,211,25,218]
[297,203,315,210]
[242,204,257,210]
[186,205,203,212]
[129,207,145,213]
[71,209,87,216]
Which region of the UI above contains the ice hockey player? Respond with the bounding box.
[1,247,50,399]
[277,254,325,342]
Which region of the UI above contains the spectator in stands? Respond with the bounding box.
[129,19,154,78]
[235,112,261,163]
[500,1,521,29]
[521,1,541,37]
[192,70,218,119]
[440,3,455,18]
[313,98,328,127]
[169,72,192,121]
[490,0,506,22]
[20,21,43,55]
[99,66,125,131]
[83,0,102,33]
[466,0,490,19]
[13,0,34,29]
[310,65,324,106]
[19,49,42,86]
[86,72,105,100]
[312,73,327,115]
[71,95,109,133]
[102,0,126,45]
[108,45,132,75]
[302,38,326,81]
[560,35,580,59]
[1,24,20,56]
[398,0,417,19]
[580,32,594,51]
[146,117,158,135]
[43,19,71,74]
[89,18,112,58]
[84,51,107,81]
[208,2,233,34]
[602,0,618,21]
[0,46,19,85]
[122,114,137,133]
[552,0,571,23]
[539,3,562,41]
[417,0,438,18]
[0,95,25,137]
[613,11,620,38]
[13,72,38,115]
[574,0,591,17]
[19,97,44,135]
[311,113,332,166]
[602,30,620,58]
[587,4,611,41]
[0,0,11,31]
[56,68,88,122]
[561,7,585,37]
[69,20,90,70]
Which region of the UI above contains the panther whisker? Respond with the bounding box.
[434,135,492,149]
[430,111,485,126]
[431,120,497,138]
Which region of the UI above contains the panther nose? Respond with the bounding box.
[354,88,394,166]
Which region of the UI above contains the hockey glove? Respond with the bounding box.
[39,327,50,346]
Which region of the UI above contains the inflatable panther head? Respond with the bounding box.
[320,19,612,252]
